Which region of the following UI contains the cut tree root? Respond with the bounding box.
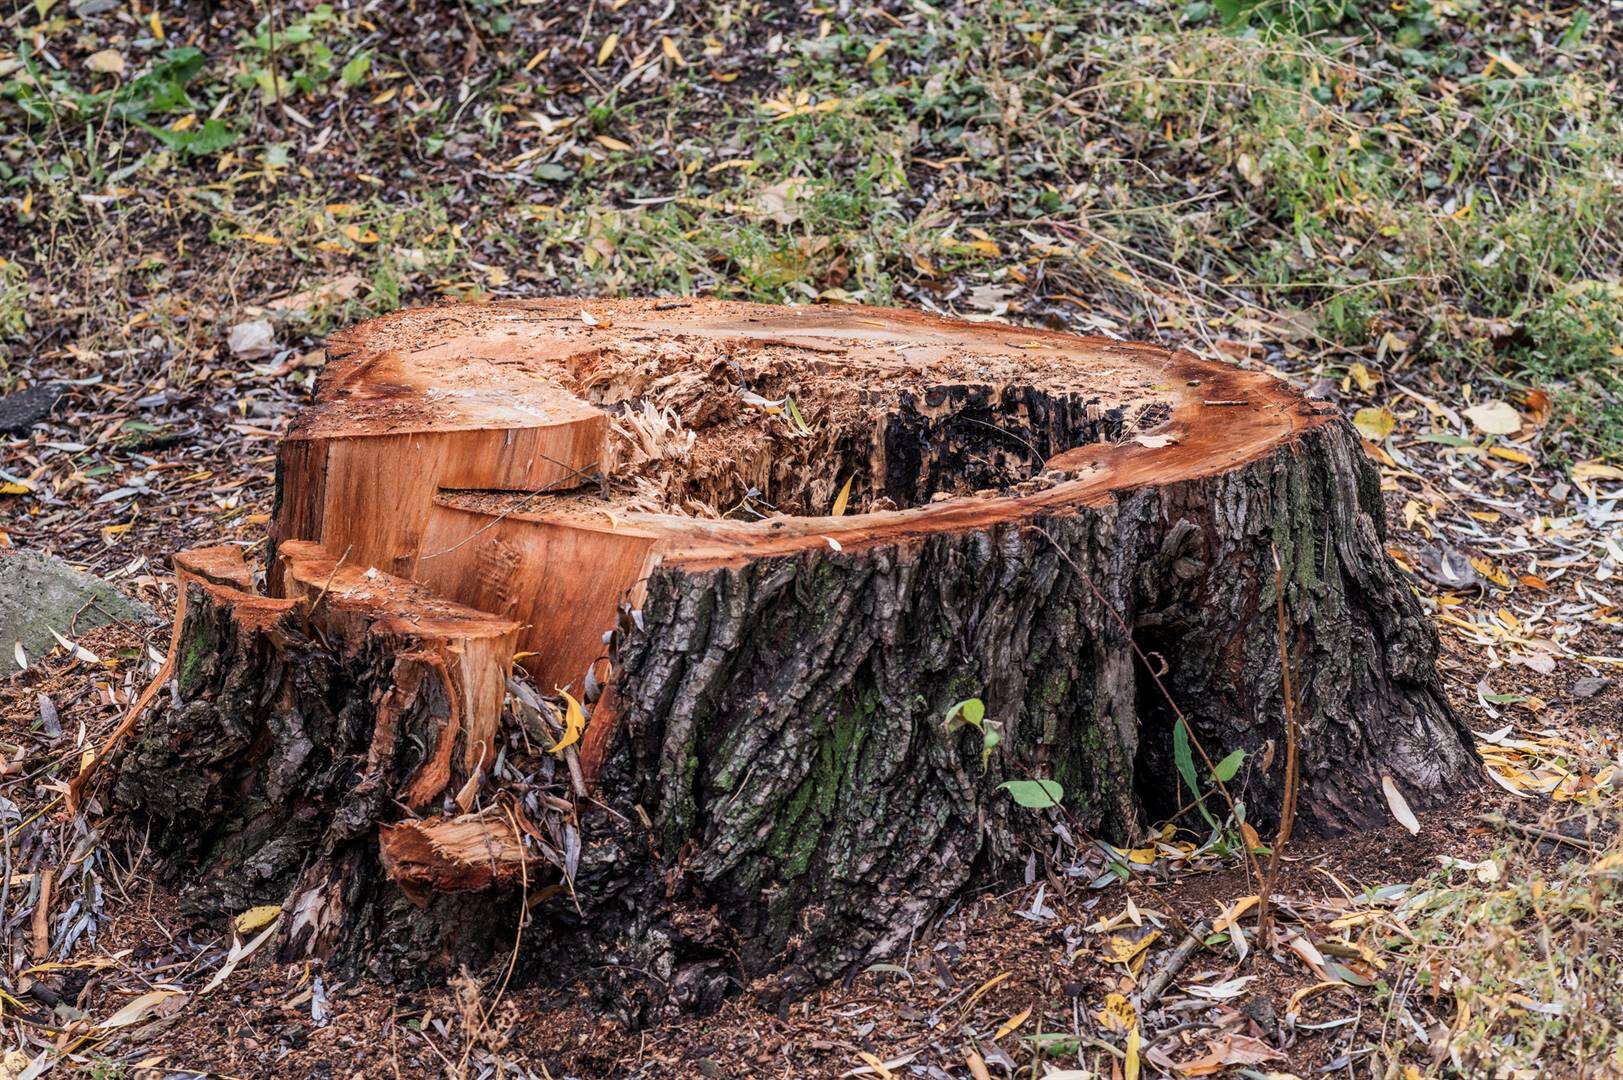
[73,299,1482,1019]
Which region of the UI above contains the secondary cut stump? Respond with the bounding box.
[82,299,1479,1012]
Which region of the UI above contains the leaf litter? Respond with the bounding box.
[0,0,1619,1075]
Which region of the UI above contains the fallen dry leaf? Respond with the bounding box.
[86,49,126,76]
[1172,1033,1285,1076]
[1464,400,1520,435]
[1382,775,1420,834]
[1352,406,1395,441]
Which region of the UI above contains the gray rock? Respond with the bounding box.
[0,549,155,674]
[0,383,61,435]
[1572,677,1614,701]
[1415,543,1484,592]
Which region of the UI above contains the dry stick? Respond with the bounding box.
[459,803,529,1077]
[304,543,354,622]
[1477,812,1599,853]
[1256,548,1301,952]
[31,868,54,963]
[1140,919,1211,1009]
[1028,526,1268,899]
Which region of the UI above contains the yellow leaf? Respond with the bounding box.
[340,224,379,244]
[1352,406,1395,442]
[0,482,31,496]
[100,989,184,1030]
[148,9,164,40]
[1347,362,1377,392]
[1492,51,1530,78]
[1286,980,1350,1019]
[597,32,619,65]
[857,1051,892,1080]
[1126,846,1158,864]
[993,1005,1030,1040]
[550,689,586,754]
[706,158,758,174]
[661,36,684,65]
[959,972,1009,1014]
[831,475,853,517]
[1102,930,1159,966]
[241,232,282,246]
[1212,894,1258,932]
[1125,1025,1141,1080]
[1572,460,1623,484]
[866,39,890,65]
[1489,446,1534,465]
[1096,993,1135,1033]
[596,135,632,152]
[1469,557,1512,588]
[234,905,282,935]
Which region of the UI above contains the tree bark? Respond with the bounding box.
[75,300,1479,1016]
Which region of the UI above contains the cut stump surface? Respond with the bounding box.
[90,299,1479,1012]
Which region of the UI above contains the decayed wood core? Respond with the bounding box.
[271,298,1322,713]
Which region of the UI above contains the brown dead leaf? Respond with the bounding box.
[1171,1034,1284,1076]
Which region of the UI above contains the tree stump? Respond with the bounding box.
[77,299,1479,1015]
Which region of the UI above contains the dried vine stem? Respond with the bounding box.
[1256,547,1301,951]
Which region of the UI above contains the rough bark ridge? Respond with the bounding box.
[96,547,525,980]
[74,300,1480,1016]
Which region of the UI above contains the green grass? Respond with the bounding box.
[1374,813,1623,1076]
[1,0,1619,452]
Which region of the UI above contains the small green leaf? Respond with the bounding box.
[1172,719,1198,795]
[944,697,985,730]
[1173,719,1217,827]
[785,395,812,434]
[1212,749,1245,783]
[999,778,1063,809]
[340,52,372,87]
[979,724,1001,772]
